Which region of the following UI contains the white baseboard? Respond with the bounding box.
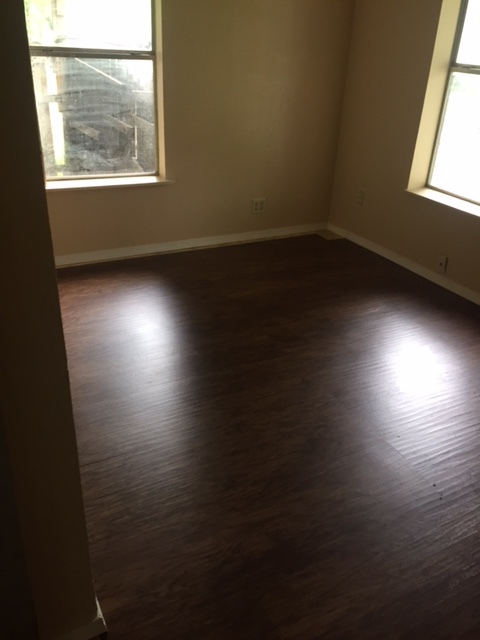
[55,223,325,268]
[328,223,480,306]
[54,599,106,640]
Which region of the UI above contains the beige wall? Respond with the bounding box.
[329,0,480,295]
[0,2,101,638]
[47,0,354,257]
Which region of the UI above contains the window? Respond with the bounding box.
[428,0,480,205]
[24,0,158,181]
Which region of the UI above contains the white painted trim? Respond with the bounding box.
[327,223,480,306]
[55,223,325,267]
[54,599,106,640]
[406,187,480,220]
[46,175,175,192]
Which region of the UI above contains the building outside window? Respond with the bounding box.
[428,0,480,206]
[24,0,158,181]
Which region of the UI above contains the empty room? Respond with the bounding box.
[2,0,480,639]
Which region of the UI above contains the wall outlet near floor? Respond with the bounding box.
[251,198,266,214]
[436,254,448,274]
[356,190,366,206]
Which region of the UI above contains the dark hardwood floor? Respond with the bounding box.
[57,235,480,639]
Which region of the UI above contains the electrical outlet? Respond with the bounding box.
[436,254,448,274]
[356,190,366,206]
[251,198,266,214]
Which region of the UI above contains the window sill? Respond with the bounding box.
[45,175,175,192]
[407,187,480,219]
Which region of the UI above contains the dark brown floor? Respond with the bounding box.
[57,235,480,639]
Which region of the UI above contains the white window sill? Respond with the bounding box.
[45,175,175,192]
[407,187,480,219]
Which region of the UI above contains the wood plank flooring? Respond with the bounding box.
[57,235,480,639]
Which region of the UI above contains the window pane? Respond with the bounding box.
[456,0,480,65]
[31,57,157,179]
[429,72,480,204]
[25,0,152,51]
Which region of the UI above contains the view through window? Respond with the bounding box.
[24,0,157,180]
[429,0,480,205]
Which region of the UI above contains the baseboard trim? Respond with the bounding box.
[54,599,106,640]
[328,223,480,306]
[55,224,325,267]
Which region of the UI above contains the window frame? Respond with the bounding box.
[427,0,480,207]
[27,0,160,184]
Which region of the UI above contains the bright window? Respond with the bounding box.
[24,0,158,181]
[429,0,480,205]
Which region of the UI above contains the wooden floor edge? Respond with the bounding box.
[55,223,326,268]
[328,223,480,306]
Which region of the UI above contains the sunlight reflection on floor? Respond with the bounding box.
[390,342,446,396]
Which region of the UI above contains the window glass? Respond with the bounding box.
[429,72,480,204]
[456,0,480,65]
[25,0,152,51]
[428,0,480,205]
[31,56,157,178]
